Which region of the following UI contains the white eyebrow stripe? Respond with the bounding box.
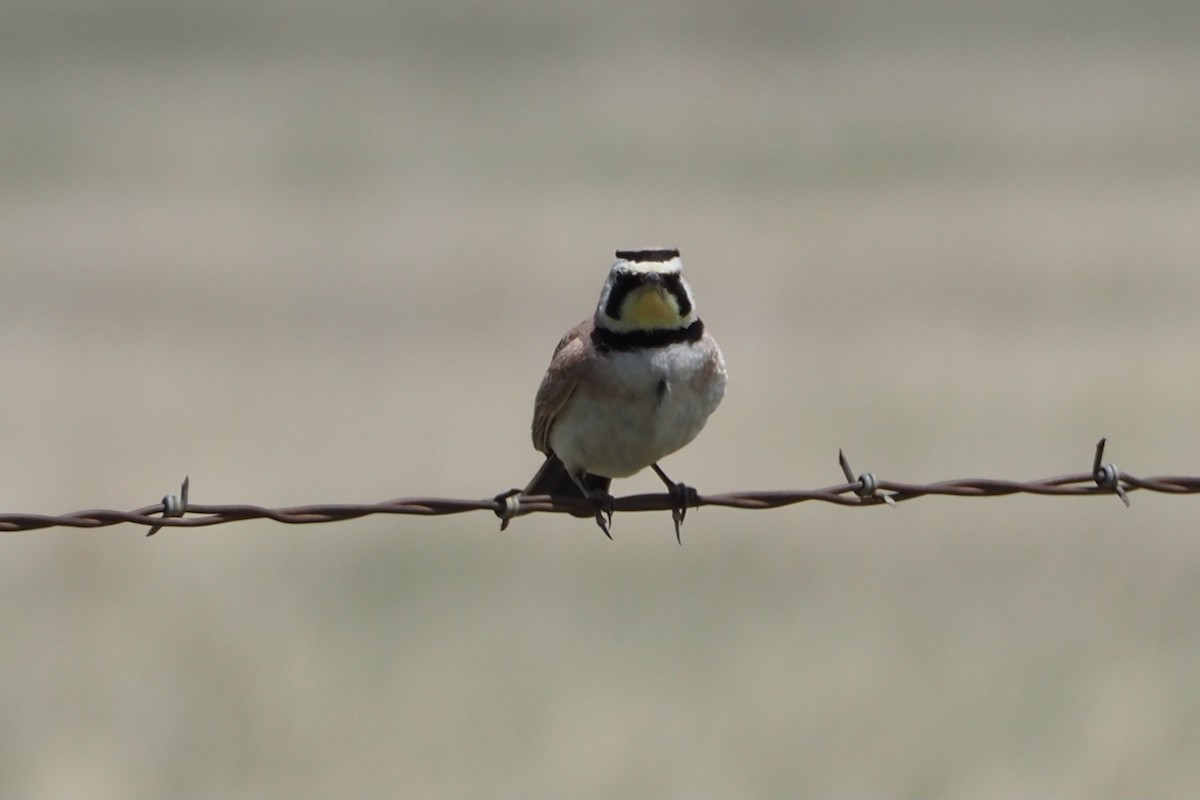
[612,255,683,275]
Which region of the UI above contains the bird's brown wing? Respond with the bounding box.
[531,319,595,454]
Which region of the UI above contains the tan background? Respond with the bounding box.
[3,0,1200,795]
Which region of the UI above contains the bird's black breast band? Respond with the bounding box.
[591,319,705,352]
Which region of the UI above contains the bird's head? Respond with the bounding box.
[595,248,698,334]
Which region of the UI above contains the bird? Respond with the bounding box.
[510,248,726,542]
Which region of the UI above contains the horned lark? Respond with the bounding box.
[516,248,726,541]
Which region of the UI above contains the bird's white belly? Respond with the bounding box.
[549,343,725,478]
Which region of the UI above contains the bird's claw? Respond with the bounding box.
[666,481,699,545]
[649,463,699,544]
[586,489,615,539]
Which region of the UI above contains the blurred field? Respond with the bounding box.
[3,0,1200,796]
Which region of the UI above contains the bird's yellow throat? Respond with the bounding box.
[623,286,680,329]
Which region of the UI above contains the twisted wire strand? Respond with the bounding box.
[2,440,1197,535]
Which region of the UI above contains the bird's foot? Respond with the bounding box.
[586,488,615,539]
[651,463,699,545]
[666,482,699,545]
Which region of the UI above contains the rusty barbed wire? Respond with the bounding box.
[2,439,1198,536]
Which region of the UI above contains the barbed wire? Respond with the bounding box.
[2,439,1197,536]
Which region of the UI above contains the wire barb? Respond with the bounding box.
[838,449,896,507]
[147,476,189,537]
[1092,438,1131,508]
[493,489,523,531]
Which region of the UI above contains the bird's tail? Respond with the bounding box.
[523,455,611,518]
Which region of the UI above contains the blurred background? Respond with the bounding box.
[3,0,1200,795]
